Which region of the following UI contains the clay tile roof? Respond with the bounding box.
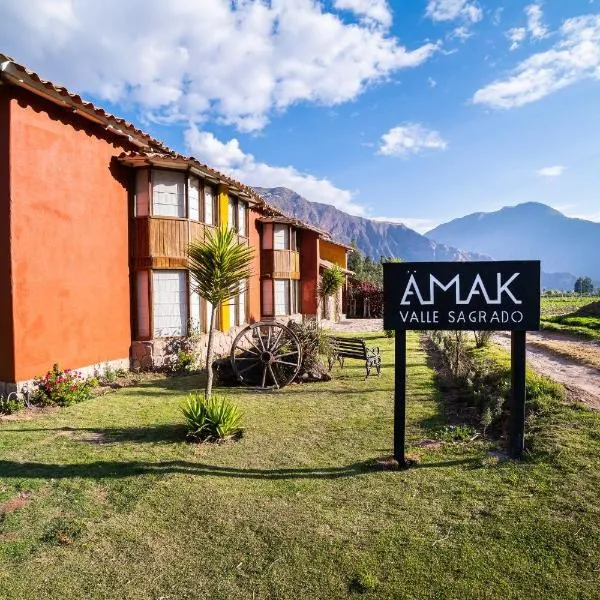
[1,51,350,249]
[0,52,171,153]
[117,150,265,205]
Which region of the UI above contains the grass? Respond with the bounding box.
[1,333,600,599]
[540,297,600,341]
[540,296,597,319]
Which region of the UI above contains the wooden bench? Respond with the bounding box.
[327,336,382,379]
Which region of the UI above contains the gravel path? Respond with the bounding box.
[328,318,384,333]
[495,331,600,410]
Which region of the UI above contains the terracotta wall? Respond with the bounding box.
[8,88,135,381]
[0,90,14,382]
[299,230,320,316]
[248,209,262,322]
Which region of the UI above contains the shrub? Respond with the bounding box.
[175,350,196,373]
[32,364,95,407]
[473,330,493,348]
[181,392,243,441]
[435,424,477,442]
[287,319,332,375]
[102,364,118,384]
[0,392,25,415]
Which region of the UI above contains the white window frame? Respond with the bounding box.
[188,175,201,222]
[152,270,188,337]
[152,170,186,218]
[273,224,290,250]
[204,185,215,226]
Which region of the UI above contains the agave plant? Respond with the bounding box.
[181,392,243,442]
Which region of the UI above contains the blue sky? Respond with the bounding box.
[1,0,598,231]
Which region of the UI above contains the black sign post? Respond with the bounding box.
[383,261,541,463]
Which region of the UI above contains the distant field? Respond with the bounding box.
[540,296,597,318]
[541,297,600,341]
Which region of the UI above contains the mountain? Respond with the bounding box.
[255,187,488,263]
[427,203,600,285]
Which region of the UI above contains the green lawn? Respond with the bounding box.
[540,296,597,318]
[540,297,600,340]
[1,333,600,599]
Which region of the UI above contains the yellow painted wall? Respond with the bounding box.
[218,185,231,331]
[319,239,347,268]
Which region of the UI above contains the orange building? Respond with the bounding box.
[0,53,349,394]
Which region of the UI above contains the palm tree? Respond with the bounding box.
[188,227,254,398]
[319,265,345,321]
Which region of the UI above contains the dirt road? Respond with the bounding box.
[495,331,600,410]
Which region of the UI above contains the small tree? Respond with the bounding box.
[319,265,345,320]
[574,276,594,295]
[188,227,254,399]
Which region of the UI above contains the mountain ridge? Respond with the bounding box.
[427,203,600,283]
[255,186,489,263]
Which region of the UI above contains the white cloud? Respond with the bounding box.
[474,14,600,109]
[450,26,474,41]
[505,3,549,50]
[506,27,527,51]
[333,0,392,28]
[538,165,566,177]
[426,0,483,24]
[371,216,439,233]
[525,3,549,40]
[0,0,437,133]
[378,123,448,157]
[428,77,438,88]
[184,125,365,216]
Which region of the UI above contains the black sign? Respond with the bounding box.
[383,261,540,331]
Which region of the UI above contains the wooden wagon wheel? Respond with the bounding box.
[230,322,302,390]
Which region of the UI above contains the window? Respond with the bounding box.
[190,288,201,333]
[228,197,236,231]
[228,281,247,329]
[189,175,200,221]
[274,280,290,316]
[152,170,186,217]
[237,201,247,237]
[152,270,188,337]
[204,185,215,226]
[273,224,290,250]
[291,280,300,314]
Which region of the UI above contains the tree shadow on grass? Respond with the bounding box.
[0,424,189,444]
[0,458,377,481]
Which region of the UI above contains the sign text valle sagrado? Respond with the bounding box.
[383,261,541,331]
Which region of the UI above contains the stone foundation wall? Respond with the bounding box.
[130,325,248,372]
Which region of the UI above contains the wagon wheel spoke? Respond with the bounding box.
[267,364,280,389]
[267,326,272,351]
[238,362,260,375]
[273,360,299,367]
[242,333,262,356]
[272,350,299,360]
[269,327,285,352]
[261,365,267,388]
[254,328,264,352]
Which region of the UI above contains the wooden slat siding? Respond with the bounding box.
[261,250,300,279]
[132,218,210,270]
